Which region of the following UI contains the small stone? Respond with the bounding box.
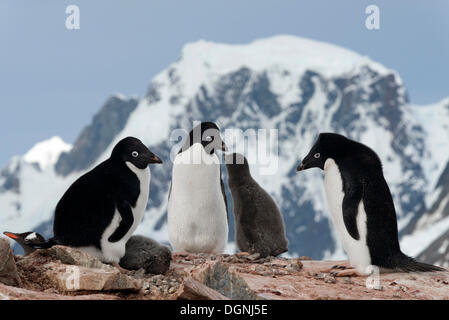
[254,265,265,273]
[286,261,303,272]
[247,253,261,261]
[168,286,177,294]
[324,275,336,284]
[344,277,354,284]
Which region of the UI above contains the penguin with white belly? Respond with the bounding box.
[24,137,163,267]
[168,122,228,254]
[297,133,445,276]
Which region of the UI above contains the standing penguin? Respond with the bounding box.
[26,137,162,266]
[225,153,288,258]
[297,133,445,275]
[168,122,228,254]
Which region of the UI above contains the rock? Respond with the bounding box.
[0,283,119,300]
[46,246,110,270]
[0,238,21,286]
[6,248,449,300]
[286,260,303,272]
[193,262,261,300]
[45,263,140,292]
[120,236,172,274]
[177,277,229,300]
[247,253,261,261]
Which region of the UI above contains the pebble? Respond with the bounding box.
[324,275,336,284]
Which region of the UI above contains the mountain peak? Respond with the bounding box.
[23,136,72,171]
[179,35,389,78]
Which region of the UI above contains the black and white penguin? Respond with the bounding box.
[297,133,445,275]
[168,122,228,254]
[27,137,162,265]
[225,153,288,258]
[3,231,46,256]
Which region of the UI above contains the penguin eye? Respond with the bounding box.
[314,153,321,159]
[132,151,139,158]
[205,136,213,142]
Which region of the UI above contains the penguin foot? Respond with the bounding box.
[330,268,362,277]
[331,262,352,270]
[320,262,352,273]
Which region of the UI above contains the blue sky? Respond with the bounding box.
[0,0,448,167]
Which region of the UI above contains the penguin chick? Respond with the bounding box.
[297,133,445,275]
[3,231,46,256]
[119,235,172,275]
[225,153,288,258]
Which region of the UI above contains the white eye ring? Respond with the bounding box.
[205,136,212,142]
[132,151,139,158]
[314,153,321,159]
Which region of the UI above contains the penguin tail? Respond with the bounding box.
[395,253,446,273]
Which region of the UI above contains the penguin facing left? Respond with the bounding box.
[168,122,228,254]
[225,153,288,258]
[26,137,163,265]
[297,133,445,276]
[3,231,46,256]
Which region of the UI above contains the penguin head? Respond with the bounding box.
[111,137,163,169]
[296,133,347,171]
[3,231,45,246]
[179,122,227,155]
[225,153,250,178]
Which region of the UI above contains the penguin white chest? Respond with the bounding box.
[98,163,150,263]
[168,144,228,254]
[324,159,371,274]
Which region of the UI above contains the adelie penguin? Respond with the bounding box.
[297,133,445,276]
[23,137,162,267]
[168,122,228,254]
[225,153,288,258]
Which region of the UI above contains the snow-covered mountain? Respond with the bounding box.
[1,35,448,263]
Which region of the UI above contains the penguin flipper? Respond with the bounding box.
[342,187,362,241]
[108,200,134,243]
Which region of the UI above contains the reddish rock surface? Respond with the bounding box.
[0,241,448,300]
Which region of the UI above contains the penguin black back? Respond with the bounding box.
[298,133,444,272]
[53,137,162,251]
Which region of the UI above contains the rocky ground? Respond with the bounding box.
[1,238,448,300]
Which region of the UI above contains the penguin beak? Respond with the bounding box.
[3,232,19,240]
[221,141,228,152]
[296,162,305,172]
[148,153,163,164]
